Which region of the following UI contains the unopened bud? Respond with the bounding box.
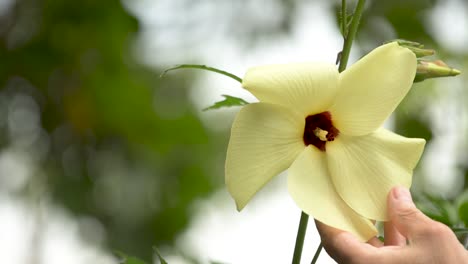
[392,39,424,48]
[391,39,435,58]
[406,47,435,58]
[414,60,461,82]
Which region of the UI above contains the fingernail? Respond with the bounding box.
[392,187,413,203]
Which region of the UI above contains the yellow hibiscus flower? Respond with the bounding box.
[225,42,426,241]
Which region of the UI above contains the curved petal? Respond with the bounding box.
[226,103,305,210]
[329,42,417,136]
[327,128,426,221]
[242,63,339,117]
[288,146,377,241]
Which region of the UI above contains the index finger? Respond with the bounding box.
[315,220,381,262]
[315,220,383,247]
[316,220,415,264]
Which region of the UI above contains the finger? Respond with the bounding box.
[384,220,406,246]
[316,220,387,264]
[316,220,383,247]
[388,186,434,239]
[368,236,384,248]
[316,220,416,264]
[318,227,376,263]
[315,219,342,240]
[366,245,414,264]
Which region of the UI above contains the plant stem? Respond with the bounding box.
[311,242,323,264]
[338,0,366,73]
[341,0,347,36]
[292,212,309,264]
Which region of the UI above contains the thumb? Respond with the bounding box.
[387,186,433,239]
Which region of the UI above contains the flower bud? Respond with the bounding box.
[414,60,461,82]
[393,39,424,48]
[406,47,435,58]
[392,39,435,58]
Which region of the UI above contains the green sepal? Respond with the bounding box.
[391,39,425,48]
[408,47,435,58]
[161,64,242,83]
[203,95,249,111]
[391,39,435,58]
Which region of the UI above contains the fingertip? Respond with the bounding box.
[390,186,413,203]
[315,220,342,240]
[315,220,380,263]
[388,186,416,218]
[387,186,434,239]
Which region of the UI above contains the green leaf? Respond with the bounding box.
[456,190,468,226]
[153,247,169,264]
[459,202,468,226]
[452,227,468,235]
[417,194,456,226]
[114,251,149,264]
[123,257,149,264]
[203,95,249,111]
[161,64,242,83]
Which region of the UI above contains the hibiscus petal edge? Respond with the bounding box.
[225,103,305,210]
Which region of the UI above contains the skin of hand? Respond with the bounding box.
[316,187,468,264]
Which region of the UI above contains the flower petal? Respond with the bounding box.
[329,42,417,136]
[242,63,339,117]
[226,103,305,210]
[288,146,377,241]
[327,129,426,220]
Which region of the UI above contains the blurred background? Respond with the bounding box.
[0,0,467,263]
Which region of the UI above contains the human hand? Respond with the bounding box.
[316,187,468,264]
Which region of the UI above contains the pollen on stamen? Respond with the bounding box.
[303,111,340,151]
[313,128,328,141]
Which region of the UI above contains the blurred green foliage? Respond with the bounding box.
[1,0,468,262]
[0,0,226,261]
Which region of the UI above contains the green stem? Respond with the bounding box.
[310,243,323,264]
[341,0,347,35]
[292,212,309,264]
[338,0,366,73]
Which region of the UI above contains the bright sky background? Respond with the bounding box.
[1,0,468,263]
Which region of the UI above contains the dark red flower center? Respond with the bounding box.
[303,111,340,151]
